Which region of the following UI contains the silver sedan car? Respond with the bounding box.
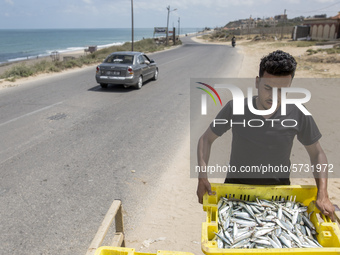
[95,51,159,89]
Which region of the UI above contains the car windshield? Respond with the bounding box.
[105,54,134,64]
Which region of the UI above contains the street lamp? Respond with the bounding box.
[166,5,177,46]
[131,0,134,51]
[178,17,180,37]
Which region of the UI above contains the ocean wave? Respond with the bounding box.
[97,42,124,49]
[46,42,125,55]
[6,55,42,63]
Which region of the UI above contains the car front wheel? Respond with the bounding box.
[135,76,143,89]
[153,68,159,81]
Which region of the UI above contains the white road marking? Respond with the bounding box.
[158,53,196,67]
[0,101,63,128]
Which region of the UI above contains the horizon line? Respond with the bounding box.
[0,27,206,30]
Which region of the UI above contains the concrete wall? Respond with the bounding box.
[304,18,340,40]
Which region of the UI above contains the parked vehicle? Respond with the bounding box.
[95,51,159,89]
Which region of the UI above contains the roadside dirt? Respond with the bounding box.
[125,136,208,254]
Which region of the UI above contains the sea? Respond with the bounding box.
[0,28,201,65]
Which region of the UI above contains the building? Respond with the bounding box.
[275,14,287,22]
[257,17,278,27]
[303,12,340,40]
[240,18,257,29]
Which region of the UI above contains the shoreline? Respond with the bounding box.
[0,45,120,67]
[0,29,201,67]
[0,49,93,78]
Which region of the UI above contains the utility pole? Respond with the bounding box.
[178,17,180,37]
[166,5,177,46]
[281,9,286,40]
[263,16,265,36]
[131,0,134,51]
[166,5,170,46]
[247,15,251,37]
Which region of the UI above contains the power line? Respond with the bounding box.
[287,1,340,14]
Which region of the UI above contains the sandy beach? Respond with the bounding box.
[1,37,339,254]
[0,49,87,75]
[0,49,93,89]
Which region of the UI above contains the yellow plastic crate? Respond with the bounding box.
[94,247,195,255]
[202,183,340,255]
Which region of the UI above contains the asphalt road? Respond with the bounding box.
[0,36,243,255]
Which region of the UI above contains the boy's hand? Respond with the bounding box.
[197,178,212,204]
[316,195,336,222]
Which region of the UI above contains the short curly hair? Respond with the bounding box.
[259,50,297,78]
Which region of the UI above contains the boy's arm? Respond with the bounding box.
[304,141,335,222]
[197,127,219,204]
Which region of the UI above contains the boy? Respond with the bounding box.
[196,50,335,221]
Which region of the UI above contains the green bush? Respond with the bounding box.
[296,41,317,47]
[33,60,50,73]
[2,64,34,78]
[63,59,83,69]
[79,56,96,65]
[307,49,318,55]
[306,47,340,55]
[48,65,62,73]
[323,48,340,54]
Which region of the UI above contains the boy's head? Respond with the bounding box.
[256,50,297,111]
[259,50,297,78]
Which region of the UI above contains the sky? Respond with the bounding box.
[1,0,340,29]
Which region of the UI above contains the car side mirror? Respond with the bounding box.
[150,59,155,63]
